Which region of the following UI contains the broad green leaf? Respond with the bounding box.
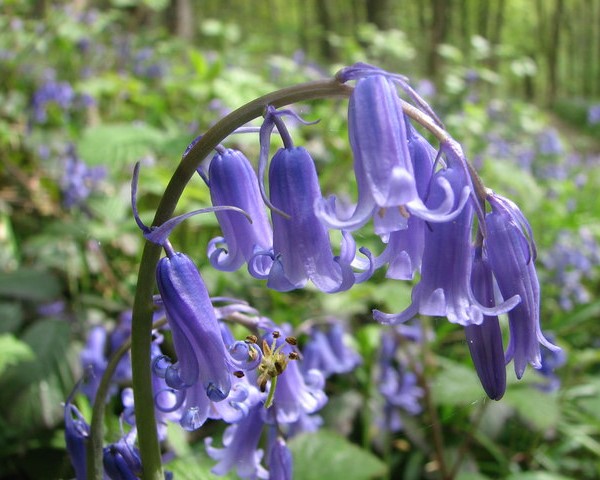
[78,123,165,169]
[430,358,487,406]
[289,430,387,480]
[506,472,573,480]
[503,386,560,431]
[0,302,23,333]
[165,448,237,480]
[0,268,61,301]
[0,334,34,377]
[0,319,77,432]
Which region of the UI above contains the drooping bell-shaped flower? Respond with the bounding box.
[156,252,232,398]
[371,120,437,278]
[205,403,269,479]
[103,430,142,480]
[374,145,521,326]
[267,437,293,480]
[131,163,252,430]
[258,320,328,425]
[64,380,90,480]
[485,192,560,378]
[251,107,372,293]
[465,248,507,400]
[301,321,362,378]
[207,147,273,272]
[316,74,469,235]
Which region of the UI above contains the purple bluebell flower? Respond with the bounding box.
[205,403,269,479]
[252,107,372,292]
[541,228,600,310]
[316,73,468,235]
[485,193,560,378]
[64,381,90,480]
[301,321,361,378]
[156,252,232,397]
[258,321,327,424]
[374,147,520,326]
[268,437,293,480]
[31,76,75,123]
[80,325,109,402]
[103,429,142,480]
[207,147,273,272]
[61,143,106,208]
[534,334,566,392]
[465,248,506,400]
[131,163,255,430]
[537,128,563,155]
[588,104,600,125]
[376,332,423,433]
[371,120,436,278]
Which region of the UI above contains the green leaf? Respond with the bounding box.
[503,386,560,431]
[288,430,387,480]
[77,123,165,170]
[0,268,61,301]
[165,448,237,480]
[0,319,77,432]
[0,334,34,377]
[430,358,487,406]
[506,472,573,480]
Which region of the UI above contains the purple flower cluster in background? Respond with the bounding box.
[60,143,106,208]
[541,228,600,310]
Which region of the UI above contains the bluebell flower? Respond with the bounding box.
[31,76,75,123]
[252,107,372,292]
[206,147,273,272]
[103,429,142,480]
[376,332,423,433]
[301,321,361,378]
[316,72,468,235]
[534,333,566,392]
[588,104,600,125]
[205,403,270,479]
[131,163,253,430]
[267,437,293,480]
[374,146,520,326]
[258,320,327,424]
[370,120,436,278]
[61,143,106,208]
[156,252,232,403]
[64,380,90,480]
[485,192,560,378]
[80,325,109,402]
[465,248,507,400]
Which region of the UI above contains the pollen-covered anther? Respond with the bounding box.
[285,336,297,346]
[245,335,258,344]
[272,331,281,339]
[288,351,300,360]
[399,205,410,218]
[247,345,259,361]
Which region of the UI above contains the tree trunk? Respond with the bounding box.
[547,0,564,104]
[366,0,391,30]
[315,0,335,60]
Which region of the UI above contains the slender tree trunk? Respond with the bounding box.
[366,0,391,29]
[315,0,335,60]
[427,0,450,81]
[547,0,564,104]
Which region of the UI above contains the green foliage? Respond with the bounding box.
[289,430,387,480]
